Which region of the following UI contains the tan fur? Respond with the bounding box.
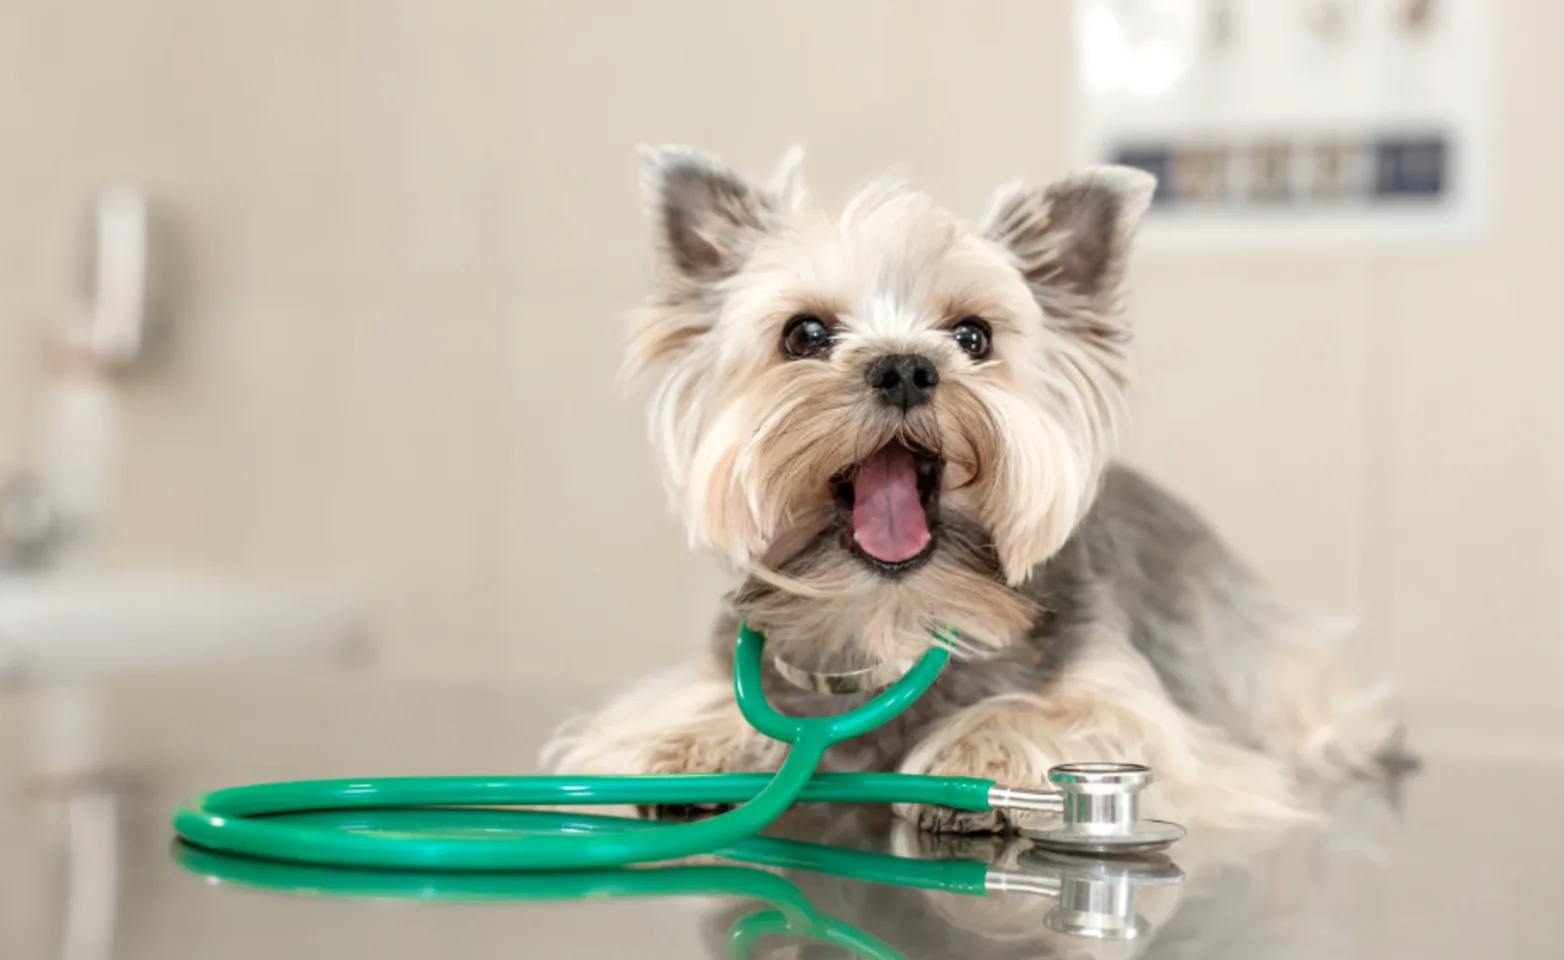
[895,632,1310,832]
[1250,619,1399,778]
[740,535,1040,667]
[540,658,785,818]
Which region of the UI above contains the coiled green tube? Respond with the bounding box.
[171,624,994,872]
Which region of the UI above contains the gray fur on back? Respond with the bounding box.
[1067,464,1283,744]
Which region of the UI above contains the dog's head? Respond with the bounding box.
[626,145,1152,616]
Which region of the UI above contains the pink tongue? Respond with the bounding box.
[851,444,930,564]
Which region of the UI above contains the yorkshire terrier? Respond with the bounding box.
[541,145,1400,832]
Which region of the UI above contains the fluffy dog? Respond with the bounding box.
[542,145,1399,832]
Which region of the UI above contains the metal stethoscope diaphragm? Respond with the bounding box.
[994,762,1186,855]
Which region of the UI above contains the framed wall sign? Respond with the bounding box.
[1071,0,1492,246]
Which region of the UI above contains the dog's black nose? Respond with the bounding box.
[866,354,939,410]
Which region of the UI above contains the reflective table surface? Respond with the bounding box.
[2,670,1561,959]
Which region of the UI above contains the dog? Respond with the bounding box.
[541,145,1400,832]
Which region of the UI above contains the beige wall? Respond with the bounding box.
[0,2,1558,743]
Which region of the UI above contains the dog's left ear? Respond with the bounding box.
[981,166,1156,308]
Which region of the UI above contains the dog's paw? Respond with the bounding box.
[636,802,736,822]
[909,804,1009,835]
[631,737,767,822]
[896,728,1043,835]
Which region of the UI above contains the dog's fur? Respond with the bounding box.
[541,145,1399,831]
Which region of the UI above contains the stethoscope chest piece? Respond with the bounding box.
[1015,763,1186,856]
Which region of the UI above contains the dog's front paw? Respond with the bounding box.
[637,802,735,822]
[910,805,1009,835]
[899,749,1028,835]
[632,734,760,822]
[895,718,1050,835]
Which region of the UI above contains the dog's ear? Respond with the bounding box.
[766,144,808,213]
[639,145,776,284]
[980,166,1155,305]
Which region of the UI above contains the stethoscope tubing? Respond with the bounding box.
[186,770,994,819]
[171,626,973,872]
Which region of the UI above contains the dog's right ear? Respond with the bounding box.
[639,145,773,284]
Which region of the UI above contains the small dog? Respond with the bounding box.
[542,145,1399,832]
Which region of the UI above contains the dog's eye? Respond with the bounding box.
[952,318,991,360]
[782,314,832,359]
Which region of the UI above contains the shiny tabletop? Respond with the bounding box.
[1,670,1559,959]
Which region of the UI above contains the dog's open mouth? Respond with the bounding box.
[830,440,942,574]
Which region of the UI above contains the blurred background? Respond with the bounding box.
[1,1,1560,957]
[0,0,1557,777]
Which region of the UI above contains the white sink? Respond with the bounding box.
[0,573,362,960]
[0,574,362,683]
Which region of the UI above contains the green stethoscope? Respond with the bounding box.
[174,809,1185,957]
[171,623,1183,872]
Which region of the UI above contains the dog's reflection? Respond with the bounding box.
[698,773,1407,959]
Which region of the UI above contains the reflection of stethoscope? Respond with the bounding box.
[174,810,1185,957]
[171,625,1184,870]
